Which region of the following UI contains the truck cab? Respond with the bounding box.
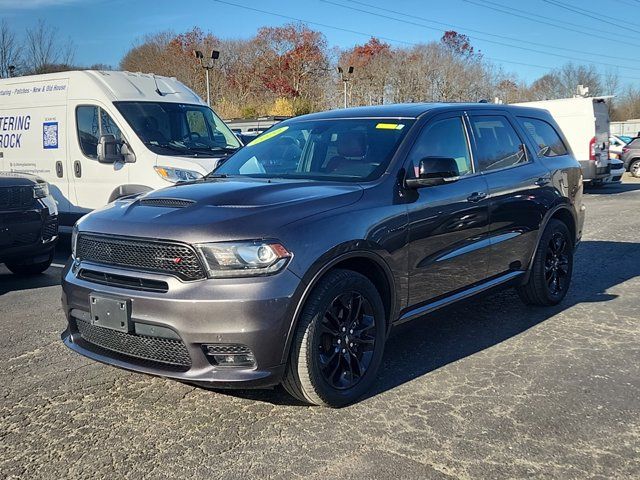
[0,70,241,229]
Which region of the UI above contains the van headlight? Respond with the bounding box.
[195,241,292,278]
[33,183,49,198]
[71,224,79,259]
[154,166,203,183]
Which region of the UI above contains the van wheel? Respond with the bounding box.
[6,252,54,275]
[283,269,386,407]
[630,159,640,178]
[517,219,573,306]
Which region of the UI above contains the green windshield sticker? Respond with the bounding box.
[376,123,405,130]
[247,126,290,146]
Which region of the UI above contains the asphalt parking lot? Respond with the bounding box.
[1,177,639,480]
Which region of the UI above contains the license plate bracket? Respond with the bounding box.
[89,294,131,333]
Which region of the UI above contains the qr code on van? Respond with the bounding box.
[43,122,58,149]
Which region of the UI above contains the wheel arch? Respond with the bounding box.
[281,248,397,365]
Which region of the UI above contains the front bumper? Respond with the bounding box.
[61,260,304,388]
[0,208,58,263]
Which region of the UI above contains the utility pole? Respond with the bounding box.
[337,66,354,108]
[193,49,220,106]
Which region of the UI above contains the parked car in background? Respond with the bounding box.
[61,103,584,407]
[609,134,632,158]
[514,97,611,185]
[0,70,241,231]
[605,158,625,184]
[0,173,58,274]
[621,138,640,177]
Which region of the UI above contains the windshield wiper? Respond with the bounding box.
[145,142,191,154]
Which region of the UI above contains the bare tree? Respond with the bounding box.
[24,19,75,74]
[0,19,22,78]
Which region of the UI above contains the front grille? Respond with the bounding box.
[13,231,39,246]
[0,186,33,210]
[77,234,206,280]
[74,318,191,370]
[139,198,195,208]
[42,218,58,241]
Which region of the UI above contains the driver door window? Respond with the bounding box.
[76,106,122,158]
[407,116,473,178]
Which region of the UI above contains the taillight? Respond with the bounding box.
[622,147,629,154]
[589,137,596,161]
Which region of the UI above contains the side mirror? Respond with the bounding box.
[405,157,460,188]
[97,134,124,164]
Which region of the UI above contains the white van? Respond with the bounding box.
[0,70,240,229]
[513,97,611,184]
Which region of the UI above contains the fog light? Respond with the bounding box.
[203,344,256,368]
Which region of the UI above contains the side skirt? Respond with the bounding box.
[395,270,525,326]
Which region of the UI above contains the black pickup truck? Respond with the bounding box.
[0,172,58,275]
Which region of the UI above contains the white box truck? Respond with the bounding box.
[0,70,241,229]
[513,97,611,185]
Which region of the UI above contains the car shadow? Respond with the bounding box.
[213,239,640,406]
[584,181,640,194]
[0,243,70,295]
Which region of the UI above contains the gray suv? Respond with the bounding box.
[61,104,585,407]
[621,138,640,177]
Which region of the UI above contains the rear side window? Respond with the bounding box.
[518,117,568,157]
[470,116,527,172]
[76,106,122,158]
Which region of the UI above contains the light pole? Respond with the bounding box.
[337,66,354,108]
[193,49,220,106]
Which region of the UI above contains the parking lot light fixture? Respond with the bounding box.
[337,66,354,108]
[193,49,220,107]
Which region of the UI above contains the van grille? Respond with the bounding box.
[0,186,33,210]
[77,234,206,280]
[74,318,191,371]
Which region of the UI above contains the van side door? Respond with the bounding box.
[68,104,129,215]
[405,111,490,307]
[467,111,552,278]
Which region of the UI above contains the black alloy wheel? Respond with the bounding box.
[317,292,377,390]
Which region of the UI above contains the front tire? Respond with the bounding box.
[518,219,573,306]
[283,269,386,407]
[6,252,54,275]
[630,159,640,178]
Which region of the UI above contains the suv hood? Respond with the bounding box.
[0,172,43,187]
[80,177,364,243]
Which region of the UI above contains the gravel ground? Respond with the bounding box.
[1,175,639,479]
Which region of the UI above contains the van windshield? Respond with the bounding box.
[214,118,414,182]
[114,101,241,157]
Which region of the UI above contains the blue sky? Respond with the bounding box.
[2,0,640,86]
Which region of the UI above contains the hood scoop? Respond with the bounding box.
[138,198,195,208]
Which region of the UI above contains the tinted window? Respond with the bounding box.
[406,117,472,178]
[76,106,122,158]
[216,119,414,182]
[519,117,568,157]
[470,116,527,172]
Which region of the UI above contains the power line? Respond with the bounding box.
[543,0,640,31]
[464,0,640,46]
[211,0,640,82]
[324,0,640,73]
[339,0,640,65]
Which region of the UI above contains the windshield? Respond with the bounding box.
[215,118,414,182]
[114,101,241,157]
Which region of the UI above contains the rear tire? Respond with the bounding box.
[518,219,573,306]
[630,159,640,178]
[6,252,54,275]
[283,269,386,407]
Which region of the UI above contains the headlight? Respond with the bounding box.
[195,241,292,278]
[71,224,79,258]
[33,183,49,199]
[154,166,203,183]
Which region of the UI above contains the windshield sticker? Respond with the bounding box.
[376,123,405,130]
[247,126,289,146]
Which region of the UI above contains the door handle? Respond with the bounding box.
[55,161,63,178]
[467,191,487,203]
[73,160,82,178]
[535,176,551,186]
